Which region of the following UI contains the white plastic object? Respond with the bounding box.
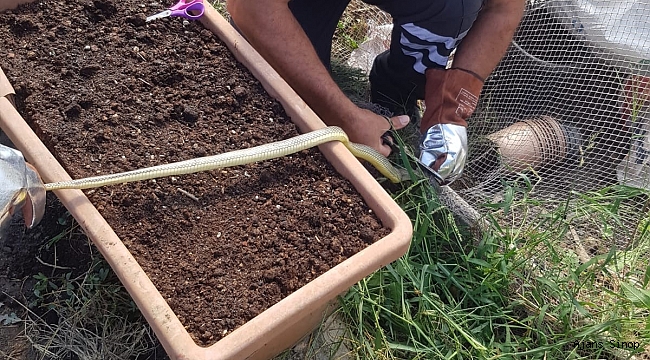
[548,0,650,63]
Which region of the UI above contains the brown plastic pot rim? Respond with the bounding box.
[0,3,413,360]
[0,68,13,98]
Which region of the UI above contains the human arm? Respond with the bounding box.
[227,0,409,157]
[451,0,526,80]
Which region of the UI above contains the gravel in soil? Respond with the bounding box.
[0,0,389,347]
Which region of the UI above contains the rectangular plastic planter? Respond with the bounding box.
[0,1,413,359]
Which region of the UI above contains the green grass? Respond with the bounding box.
[331,147,650,359]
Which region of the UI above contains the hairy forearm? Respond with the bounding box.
[227,0,358,127]
[452,0,525,80]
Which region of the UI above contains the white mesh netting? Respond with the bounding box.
[463,0,650,199]
[334,1,650,240]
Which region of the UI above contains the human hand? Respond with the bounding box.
[345,109,410,157]
[0,144,45,229]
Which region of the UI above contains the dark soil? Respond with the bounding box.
[0,0,388,348]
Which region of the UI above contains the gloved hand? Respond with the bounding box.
[0,144,46,229]
[419,67,484,184]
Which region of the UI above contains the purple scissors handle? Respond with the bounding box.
[146,0,205,22]
[169,1,205,20]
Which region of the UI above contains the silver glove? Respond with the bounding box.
[419,123,468,184]
[0,144,45,229]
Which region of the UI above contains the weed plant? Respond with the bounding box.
[332,136,650,359]
[323,58,650,359]
[9,212,163,359]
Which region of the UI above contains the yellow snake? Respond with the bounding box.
[44,126,407,191]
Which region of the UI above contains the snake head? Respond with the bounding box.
[0,145,46,229]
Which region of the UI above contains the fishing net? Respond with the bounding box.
[335,0,650,245]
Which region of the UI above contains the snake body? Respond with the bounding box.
[44,126,406,191]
